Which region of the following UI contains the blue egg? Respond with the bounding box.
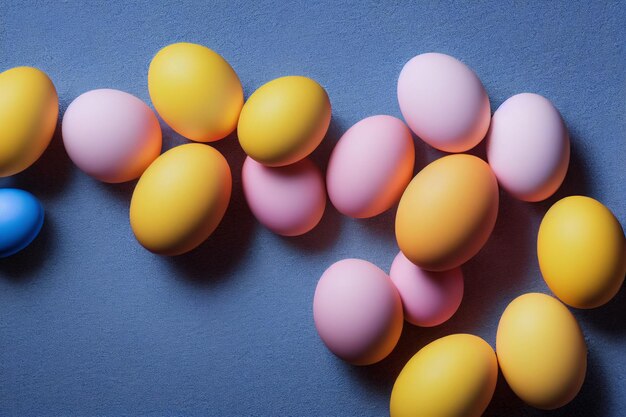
[0,188,44,258]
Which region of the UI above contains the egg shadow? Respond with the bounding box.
[0,217,55,282]
[577,284,626,337]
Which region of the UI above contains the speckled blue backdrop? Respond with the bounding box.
[0,1,624,416]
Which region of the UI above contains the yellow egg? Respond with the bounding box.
[395,154,499,271]
[237,76,331,167]
[496,293,587,410]
[130,143,231,255]
[390,334,498,417]
[148,42,243,142]
[538,196,625,309]
[0,66,59,177]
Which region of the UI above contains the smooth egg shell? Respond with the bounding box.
[326,115,414,218]
[0,189,44,258]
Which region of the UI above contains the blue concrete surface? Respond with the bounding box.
[0,1,624,416]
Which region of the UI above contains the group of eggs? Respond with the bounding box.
[0,43,624,417]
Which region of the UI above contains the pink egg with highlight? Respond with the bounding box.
[62,89,162,183]
[242,156,325,236]
[313,259,403,365]
[326,115,414,218]
[397,53,491,153]
[390,251,463,327]
[486,93,570,202]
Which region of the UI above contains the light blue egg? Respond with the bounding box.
[0,188,44,258]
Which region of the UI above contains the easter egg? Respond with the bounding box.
[238,76,331,167]
[242,156,325,236]
[313,259,403,365]
[62,89,162,183]
[496,293,587,409]
[487,93,570,202]
[397,53,490,153]
[395,154,499,271]
[538,196,625,309]
[148,42,243,142]
[130,143,231,256]
[0,67,58,177]
[326,115,414,218]
[389,251,463,327]
[390,334,497,417]
[0,189,44,258]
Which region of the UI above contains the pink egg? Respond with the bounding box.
[62,89,162,183]
[326,115,414,218]
[313,259,403,365]
[242,156,325,236]
[486,93,570,202]
[397,53,491,153]
[389,251,464,327]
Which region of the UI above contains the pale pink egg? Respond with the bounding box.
[486,93,570,202]
[242,156,325,236]
[313,259,403,365]
[389,251,463,327]
[397,53,491,152]
[62,89,162,183]
[326,115,414,218]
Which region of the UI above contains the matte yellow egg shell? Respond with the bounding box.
[390,333,498,417]
[538,196,625,309]
[0,66,58,177]
[148,42,243,142]
[496,293,587,410]
[130,143,232,256]
[237,76,331,167]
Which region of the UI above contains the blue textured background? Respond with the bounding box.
[0,1,624,416]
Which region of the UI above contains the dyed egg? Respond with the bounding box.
[242,157,325,236]
[238,76,331,167]
[538,196,625,309]
[496,293,587,409]
[390,334,498,417]
[0,189,44,258]
[130,144,231,255]
[62,89,162,183]
[326,115,414,218]
[0,67,58,177]
[313,259,403,365]
[487,93,570,202]
[390,251,463,327]
[397,53,490,153]
[395,154,499,271]
[148,42,243,142]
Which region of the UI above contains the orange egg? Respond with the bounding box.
[395,154,499,271]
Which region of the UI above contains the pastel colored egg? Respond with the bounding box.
[130,143,231,256]
[313,259,403,365]
[397,53,490,153]
[148,42,244,142]
[0,189,44,258]
[395,154,499,271]
[238,76,331,167]
[0,67,58,177]
[390,334,498,417]
[389,251,463,327]
[496,293,587,409]
[242,156,325,236]
[538,196,625,309]
[326,115,414,218]
[487,93,570,202]
[62,89,162,183]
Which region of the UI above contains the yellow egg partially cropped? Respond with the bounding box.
[538,196,625,309]
[237,76,331,167]
[390,334,498,417]
[0,66,58,177]
[148,42,243,142]
[496,293,587,410]
[130,143,231,256]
